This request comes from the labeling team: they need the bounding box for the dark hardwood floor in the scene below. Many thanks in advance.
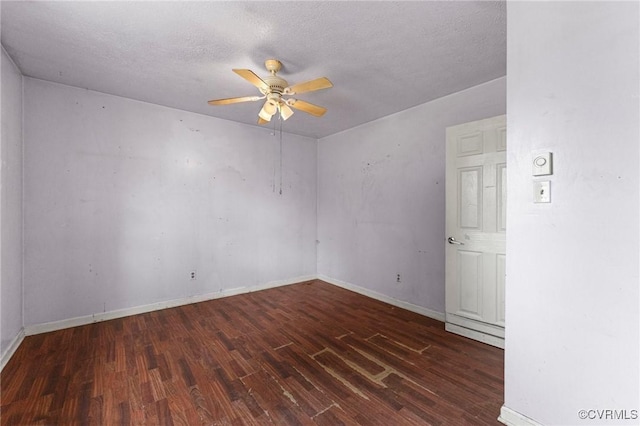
[0,280,504,425]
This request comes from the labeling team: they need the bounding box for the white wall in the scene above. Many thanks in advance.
[1,48,24,357]
[317,77,506,315]
[23,78,317,326]
[504,2,639,425]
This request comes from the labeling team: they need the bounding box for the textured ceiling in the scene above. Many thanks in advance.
[1,1,506,139]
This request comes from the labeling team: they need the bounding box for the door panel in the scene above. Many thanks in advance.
[457,131,484,156]
[496,254,506,325]
[459,167,483,230]
[458,250,483,319]
[497,163,507,233]
[497,126,507,152]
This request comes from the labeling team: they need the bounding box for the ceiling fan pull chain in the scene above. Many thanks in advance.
[279,116,283,195]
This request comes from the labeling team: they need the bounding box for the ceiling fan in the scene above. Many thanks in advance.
[208,59,333,125]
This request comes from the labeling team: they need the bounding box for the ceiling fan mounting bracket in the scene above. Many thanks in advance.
[264,59,282,74]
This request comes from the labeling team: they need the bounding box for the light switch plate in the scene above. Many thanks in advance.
[534,181,551,203]
[532,152,553,176]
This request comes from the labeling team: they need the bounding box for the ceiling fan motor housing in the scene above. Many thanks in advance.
[262,75,288,96]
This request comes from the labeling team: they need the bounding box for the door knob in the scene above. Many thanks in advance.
[448,237,464,245]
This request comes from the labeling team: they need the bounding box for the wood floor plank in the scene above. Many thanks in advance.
[1,280,504,425]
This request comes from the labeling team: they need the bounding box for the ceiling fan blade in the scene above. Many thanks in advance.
[233,69,269,91]
[258,117,269,125]
[280,103,294,120]
[208,95,263,106]
[285,77,333,95]
[287,99,327,117]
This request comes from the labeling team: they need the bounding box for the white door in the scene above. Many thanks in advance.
[445,115,506,348]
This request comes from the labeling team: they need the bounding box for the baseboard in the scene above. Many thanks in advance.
[1,328,25,372]
[445,322,505,349]
[24,275,316,336]
[317,275,445,322]
[498,405,542,426]
[21,273,444,349]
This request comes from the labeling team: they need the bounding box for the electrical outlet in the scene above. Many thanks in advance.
[190,271,197,280]
[396,273,401,283]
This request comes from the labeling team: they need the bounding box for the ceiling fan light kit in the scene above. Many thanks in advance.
[208,59,332,124]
